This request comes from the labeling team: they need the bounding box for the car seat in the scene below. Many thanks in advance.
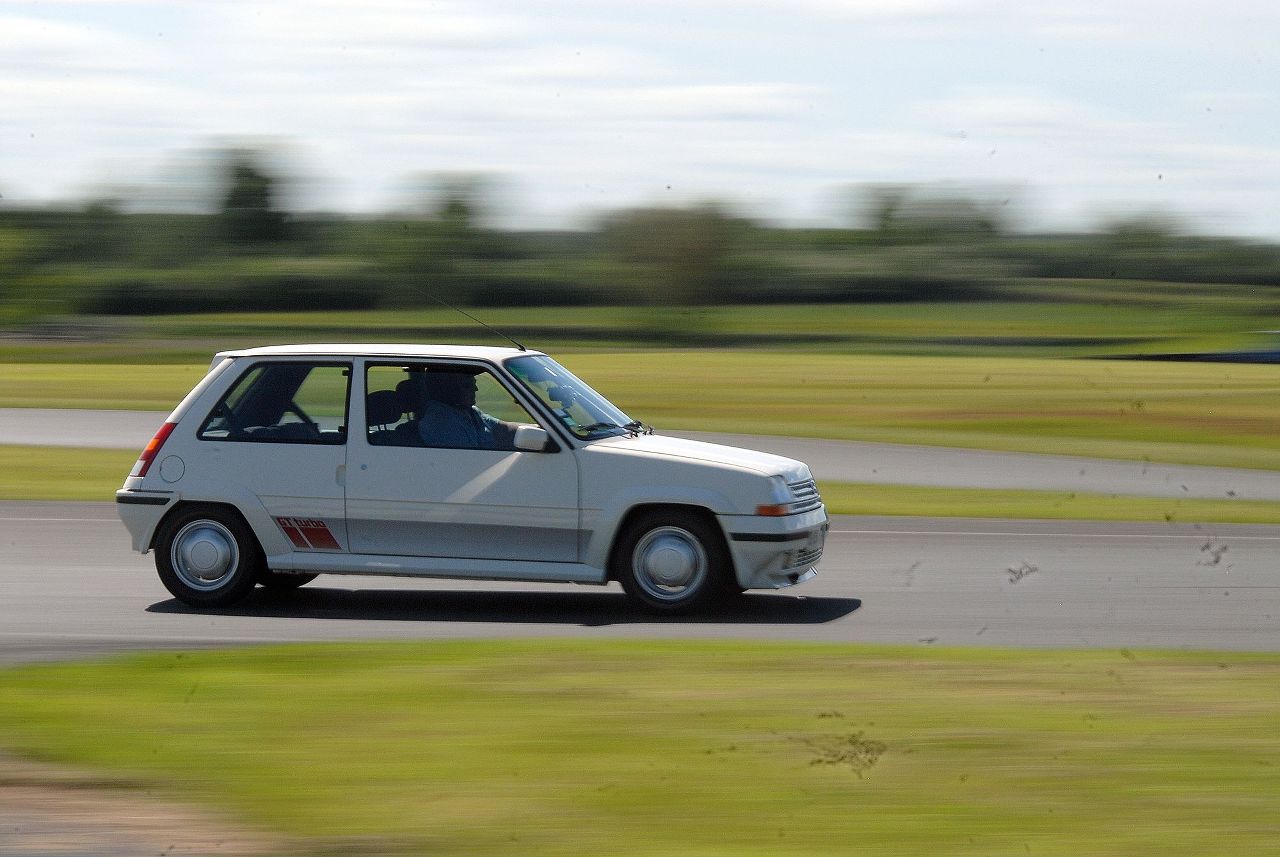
[393,378,428,446]
[366,389,407,445]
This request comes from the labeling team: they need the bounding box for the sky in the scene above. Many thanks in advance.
[3,0,1279,235]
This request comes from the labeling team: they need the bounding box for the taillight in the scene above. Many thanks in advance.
[130,422,177,478]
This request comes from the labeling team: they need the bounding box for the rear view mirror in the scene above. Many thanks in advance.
[547,385,578,405]
[513,425,551,452]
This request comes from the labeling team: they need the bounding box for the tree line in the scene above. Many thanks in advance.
[3,149,1280,325]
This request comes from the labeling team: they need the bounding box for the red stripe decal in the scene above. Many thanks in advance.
[276,517,340,551]
[300,522,341,551]
[276,518,311,550]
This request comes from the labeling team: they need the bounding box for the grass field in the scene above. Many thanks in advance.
[7,444,1280,522]
[0,446,139,501]
[4,304,1276,855]
[7,296,1279,361]
[1,640,1277,856]
[4,351,1280,470]
[577,352,1280,470]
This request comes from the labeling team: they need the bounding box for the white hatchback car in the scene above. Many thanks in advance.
[116,345,828,613]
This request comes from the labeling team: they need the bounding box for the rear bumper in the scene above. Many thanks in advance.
[720,507,828,590]
[115,489,175,552]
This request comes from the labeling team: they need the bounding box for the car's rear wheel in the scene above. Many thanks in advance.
[155,506,262,607]
[614,510,733,613]
[257,570,319,590]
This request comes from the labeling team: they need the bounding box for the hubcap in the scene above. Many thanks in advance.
[171,520,240,591]
[632,526,707,601]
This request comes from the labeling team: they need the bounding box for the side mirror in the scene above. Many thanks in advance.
[513,425,552,452]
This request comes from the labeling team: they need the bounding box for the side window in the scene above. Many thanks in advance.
[199,362,350,444]
[365,365,418,447]
[365,363,538,451]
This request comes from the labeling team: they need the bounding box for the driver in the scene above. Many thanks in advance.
[417,371,517,450]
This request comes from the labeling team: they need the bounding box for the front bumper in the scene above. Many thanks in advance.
[720,506,829,590]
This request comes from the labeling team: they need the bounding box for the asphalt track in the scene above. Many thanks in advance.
[2,409,1278,661]
[5,407,1280,500]
[2,502,1277,664]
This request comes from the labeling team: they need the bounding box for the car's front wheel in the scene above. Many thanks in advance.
[155,505,262,607]
[614,510,733,613]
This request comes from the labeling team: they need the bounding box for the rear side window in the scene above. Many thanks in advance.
[199,362,350,444]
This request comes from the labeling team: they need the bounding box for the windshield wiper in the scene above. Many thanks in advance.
[577,422,623,436]
[577,420,653,437]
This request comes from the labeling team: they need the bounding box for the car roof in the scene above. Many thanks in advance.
[214,344,544,362]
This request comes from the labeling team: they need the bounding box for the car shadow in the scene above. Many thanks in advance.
[146,586,861,626]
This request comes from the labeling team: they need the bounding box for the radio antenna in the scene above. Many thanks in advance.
[428,294,526,351]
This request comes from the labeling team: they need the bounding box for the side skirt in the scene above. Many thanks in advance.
[268,551,608,585]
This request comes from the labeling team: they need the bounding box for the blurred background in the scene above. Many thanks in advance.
[4,8,1280,853]
[2,0,1279,351]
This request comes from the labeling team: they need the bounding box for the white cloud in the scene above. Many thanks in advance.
[667,0,992,19]
[1,0,1278,235]
[221,0,529,53]
[0,13,165,73]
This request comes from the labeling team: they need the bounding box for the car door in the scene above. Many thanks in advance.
[196,360,351,552]
[345,360,580,564]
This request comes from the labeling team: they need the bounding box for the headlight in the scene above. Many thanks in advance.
[755,475,823,517]
[755,476,793,516]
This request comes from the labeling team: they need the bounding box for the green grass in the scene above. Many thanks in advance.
[8,444,1280,522]
[0,362,210,410]
[7,297,1280,362]
[575,352,1280,471]
[5,352,1280,470]
[132,298,1272,350]
[1,640,1278,856]
[0,446,137,501]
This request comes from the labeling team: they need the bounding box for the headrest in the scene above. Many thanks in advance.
[366,389,406,426]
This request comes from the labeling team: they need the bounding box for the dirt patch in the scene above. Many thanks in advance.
[0,753,289,856]
[798,731,888,777]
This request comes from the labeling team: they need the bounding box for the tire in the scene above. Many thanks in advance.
[154,505,263,607]
[257,570,319,591]
[613,510,733,614]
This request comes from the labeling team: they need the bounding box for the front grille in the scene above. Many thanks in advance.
[785,544,824,569]
[787,479,823,513]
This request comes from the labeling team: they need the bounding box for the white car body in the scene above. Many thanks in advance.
[117,344,827,612]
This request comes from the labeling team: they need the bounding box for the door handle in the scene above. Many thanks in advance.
[336,464,346,487]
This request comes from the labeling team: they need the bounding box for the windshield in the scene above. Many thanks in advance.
[507,355,642,440]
